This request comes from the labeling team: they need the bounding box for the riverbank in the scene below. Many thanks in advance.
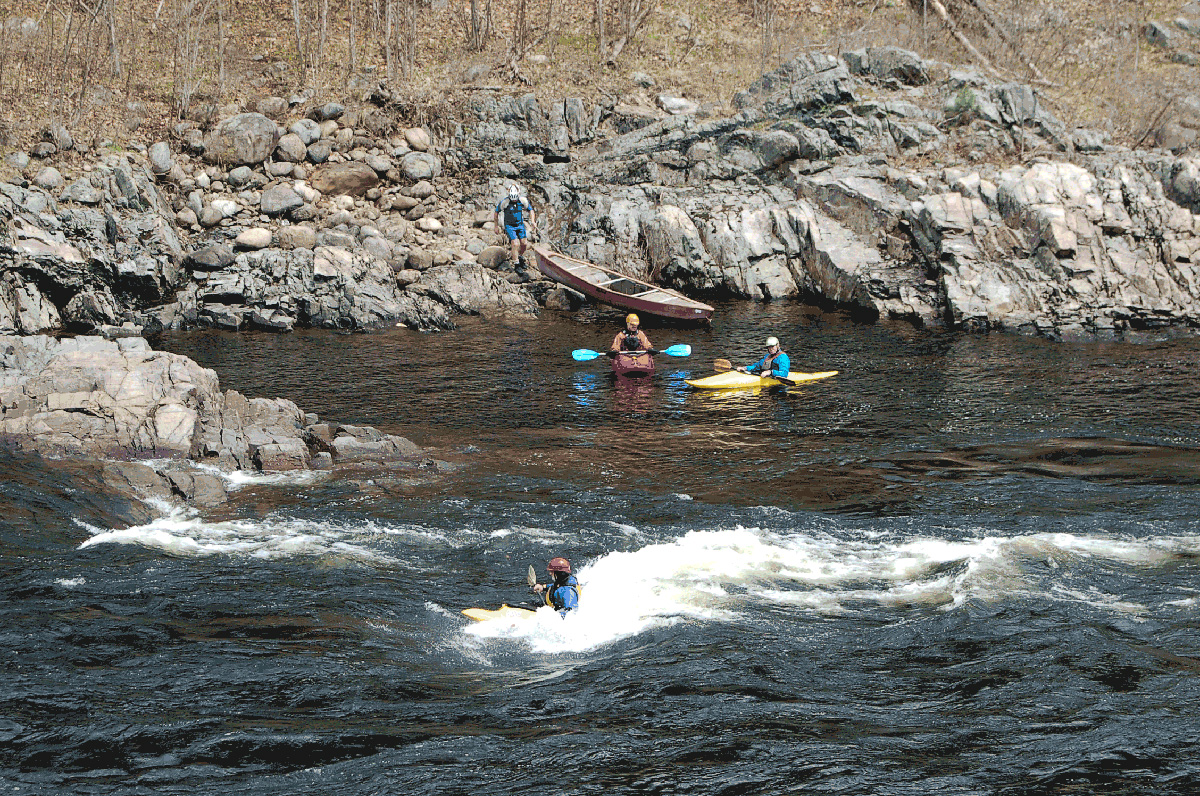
[4,46,1200,342]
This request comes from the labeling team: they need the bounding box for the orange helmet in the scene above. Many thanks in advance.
[547,557,572,574]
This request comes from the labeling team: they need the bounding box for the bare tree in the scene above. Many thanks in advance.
[601,0,655,63]
[291,0,307,80]
[596,0,606,64]
[350,0,358,69]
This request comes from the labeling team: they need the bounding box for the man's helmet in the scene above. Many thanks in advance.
[508,185,520,201]
[626,313,640,325]
[547,557,572,574]
[766,336,780,347]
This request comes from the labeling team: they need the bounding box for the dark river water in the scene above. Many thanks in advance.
[4,301,1200,795]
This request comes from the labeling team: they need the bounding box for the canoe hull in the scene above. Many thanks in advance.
[533,245,713,322]
[685,370,839,389]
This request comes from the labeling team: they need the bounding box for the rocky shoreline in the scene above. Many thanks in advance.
[2,45,1200,507]
[3,47,1200,341]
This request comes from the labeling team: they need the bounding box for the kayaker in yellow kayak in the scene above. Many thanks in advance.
[738,336,791,379]
[532,557,580,616]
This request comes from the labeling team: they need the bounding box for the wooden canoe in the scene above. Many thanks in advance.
[532,245,714,322]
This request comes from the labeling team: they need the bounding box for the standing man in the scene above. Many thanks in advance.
[738,336,790,379]
[493,184,537,268]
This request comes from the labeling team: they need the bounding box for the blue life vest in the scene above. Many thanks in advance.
[544,574,580,616]
[497,196,530,228]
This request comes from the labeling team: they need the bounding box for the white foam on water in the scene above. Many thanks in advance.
[54,577,86,588]
[77,507,412,562]
[461,526,1200,654]
[193,462,330,489]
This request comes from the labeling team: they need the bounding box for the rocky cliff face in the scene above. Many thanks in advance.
[448,49,1200,338]
[3,47,1199,339]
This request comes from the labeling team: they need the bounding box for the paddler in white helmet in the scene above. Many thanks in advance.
[737,336,790,379]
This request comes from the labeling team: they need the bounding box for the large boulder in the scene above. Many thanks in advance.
[400,151,442,181]
[202,113,280,165]
[309,162,380,196]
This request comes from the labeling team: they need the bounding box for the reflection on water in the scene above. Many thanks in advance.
[154,303,1200,515]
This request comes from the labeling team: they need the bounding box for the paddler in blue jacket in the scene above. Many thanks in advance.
[739,336,790,379]
[532,557,580,616]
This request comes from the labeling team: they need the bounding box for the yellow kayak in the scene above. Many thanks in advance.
[461,604,537,622]
[685,370,839,389]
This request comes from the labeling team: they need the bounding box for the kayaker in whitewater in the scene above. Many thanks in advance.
[738,336,790,379]
[608,313,657,359]
[532,557,580,616]
[492,184,538,268]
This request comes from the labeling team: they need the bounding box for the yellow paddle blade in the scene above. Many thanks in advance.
[714,358,732,372]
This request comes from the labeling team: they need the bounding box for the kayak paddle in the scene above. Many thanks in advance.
[572,344,692,362]
[527,565,537,587]
[713,357,797,387]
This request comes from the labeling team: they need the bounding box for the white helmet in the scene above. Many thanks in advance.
[766,336,779,347]
[508,184,520,200]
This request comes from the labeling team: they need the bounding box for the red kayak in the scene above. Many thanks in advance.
[612,351,655,378]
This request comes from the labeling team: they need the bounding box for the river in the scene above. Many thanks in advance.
[3,301,1200,794]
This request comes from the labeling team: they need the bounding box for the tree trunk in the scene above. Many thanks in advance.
[596,0,605,64]
[350,0,358,69]
[291,0,306,78]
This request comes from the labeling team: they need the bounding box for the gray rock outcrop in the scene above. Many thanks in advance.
[0,334,427,473]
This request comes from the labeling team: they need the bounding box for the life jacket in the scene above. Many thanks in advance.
[498,196,529,227]
[544,575,581,613]
[620,330,642,351]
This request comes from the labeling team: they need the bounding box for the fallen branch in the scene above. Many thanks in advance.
[962,0,1057,87]
[920,0,1003,81]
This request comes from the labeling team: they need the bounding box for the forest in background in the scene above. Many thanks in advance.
[0,0,1195,152]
